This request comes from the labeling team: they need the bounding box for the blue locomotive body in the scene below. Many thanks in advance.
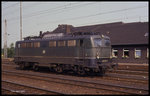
[14,34,117,75]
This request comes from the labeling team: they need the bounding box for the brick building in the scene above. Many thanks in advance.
[42,22,149,64]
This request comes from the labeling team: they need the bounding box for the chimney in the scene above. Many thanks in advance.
[66,25,70,34]
[39,31,42,37]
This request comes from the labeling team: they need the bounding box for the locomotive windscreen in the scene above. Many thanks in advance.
[93,38,110,47]
[94,38,102,47]
[93,38,111,58]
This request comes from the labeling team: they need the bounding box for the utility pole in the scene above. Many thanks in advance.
[4,19,7,58]
[20,1,22,40]
[139,16,141,22]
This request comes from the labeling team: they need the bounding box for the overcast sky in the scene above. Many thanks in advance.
[1,1,148,48]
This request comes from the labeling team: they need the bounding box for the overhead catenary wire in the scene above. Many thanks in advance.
[76,15,148,27]
[19,15,148,32]
[3,2,19,10]
[3,3,48,16]
[6,4,147,24]
[2,2,148,52]
[35,2,97,18]
[37,5,147,25]
[4,2,80,21]
[3,3,148,26]
[6,2,95,22]
[6,2,95,21]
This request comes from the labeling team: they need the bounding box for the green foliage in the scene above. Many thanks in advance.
[7,43,15,58]
[2,43,15,58]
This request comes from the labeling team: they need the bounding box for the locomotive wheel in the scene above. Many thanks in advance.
[73,66,78,73]
[77,67,85,76]
[33,64,39,71]
[99,67,106,76]
[19,63,25,70]
[55,65,63,73]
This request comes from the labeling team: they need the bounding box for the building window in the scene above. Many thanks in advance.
[49,41,56,47]
[26,42,33,48]
[58,41,65,47]
[68,40,76,47]
[34,42,40,48]
[123,49,129,58]
[20,43,26,48]
[135,49,141,58]
[147,48,149,58]
[112,49,118,58]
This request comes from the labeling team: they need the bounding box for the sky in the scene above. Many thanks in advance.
[1,1,149,48]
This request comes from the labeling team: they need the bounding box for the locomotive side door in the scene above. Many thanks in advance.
[79,39,85,65]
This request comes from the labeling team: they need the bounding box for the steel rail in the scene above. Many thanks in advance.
[2,70,148,95]
[2,63,148,82]
[105,73,148,81]
[108,69,148,75]
[2,79,65,95]
[2,87,22,95]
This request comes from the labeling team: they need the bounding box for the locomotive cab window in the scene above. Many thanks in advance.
[94,38,102,47]
[104,39,110,46]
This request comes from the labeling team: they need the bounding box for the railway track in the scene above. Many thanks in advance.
[2,79,65,95]
[108,69,148,76]
[3,63,148,76]
[2,63,148,83]
[117,63,148,72]
[2,70,148,95]
[105,72,148,81]
[2,87,22,95]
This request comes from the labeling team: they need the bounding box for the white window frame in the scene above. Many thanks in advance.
[122,49,129,58]
[112,49,118,58]
[135,48,141,58]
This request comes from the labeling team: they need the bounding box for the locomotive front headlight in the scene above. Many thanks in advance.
[110,55,112,58]
[96,52,100,59]
[97,55,100,59]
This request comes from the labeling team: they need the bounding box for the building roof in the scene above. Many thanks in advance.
[43,22,149,45]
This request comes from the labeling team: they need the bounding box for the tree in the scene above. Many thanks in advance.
[7,43,15,58]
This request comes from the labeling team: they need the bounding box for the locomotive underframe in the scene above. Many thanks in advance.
[14,56,115,73]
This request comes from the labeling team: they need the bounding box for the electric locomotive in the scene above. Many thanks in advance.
[14,32,117,75]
